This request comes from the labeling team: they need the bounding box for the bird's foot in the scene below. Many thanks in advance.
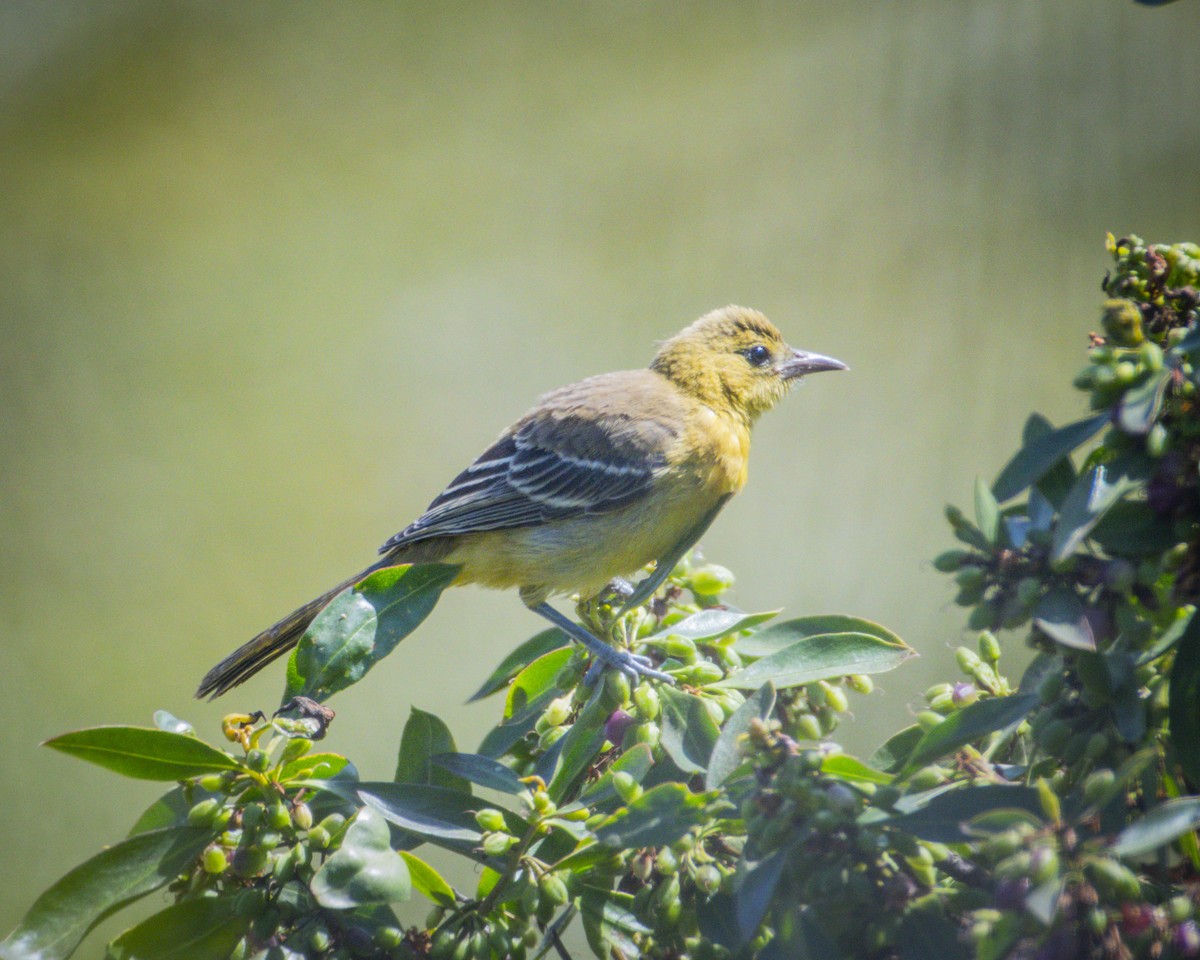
[528,600,674,685]
[583,645,674,685]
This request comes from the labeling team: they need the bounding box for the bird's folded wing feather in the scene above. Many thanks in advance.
[379,373,685,552]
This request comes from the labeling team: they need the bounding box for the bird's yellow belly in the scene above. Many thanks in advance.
[444,481,726,603]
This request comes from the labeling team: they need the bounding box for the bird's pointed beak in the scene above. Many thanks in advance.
[779,348,849,380]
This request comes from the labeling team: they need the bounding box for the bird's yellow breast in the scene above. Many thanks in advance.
[444,406,750,604]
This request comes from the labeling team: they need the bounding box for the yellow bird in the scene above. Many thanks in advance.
[196,306,846,698]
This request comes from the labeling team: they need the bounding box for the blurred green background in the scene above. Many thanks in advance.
[2,0,1199,937]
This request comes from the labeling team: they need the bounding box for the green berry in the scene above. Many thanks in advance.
[475,808,508,833]
[633,683,661,720]
[202,845,228,874]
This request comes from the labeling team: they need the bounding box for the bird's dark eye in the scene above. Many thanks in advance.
[744,344,772,367]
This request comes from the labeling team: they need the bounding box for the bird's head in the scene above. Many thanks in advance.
[650,305,847,422]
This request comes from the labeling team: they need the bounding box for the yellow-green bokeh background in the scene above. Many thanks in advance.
[3,0,1199,938]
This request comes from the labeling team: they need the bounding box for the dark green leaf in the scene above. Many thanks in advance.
[431,753,524,795]
[1051,465,1138,565]
[0,827,212,960]
[736,848,788,943]
[1170,613,1200,789]
[868,725,925,774]
[358,782,485,845]
[311,806,411,908]
[735,614,906,658]
[896,908,969,960]
[1113,797,1200,858]
[594,783,710,848]
[505,648,574,720]
[43,727,239,781]
[1033,588,1095,652]
[723,631,916,691]
[398,851,457,907]
[580,887,649,959]
[394,707,468,792]
[467,628,567,702]
[695,892,741,949]
[106,898,246,960]
[974,476,1001,546]
[887,785,1044,842]
[901,695,1037,776]
[1093,500,1180,557]
[706,683,775,790]
[658,686,720,774]
[546,686,608,802]
[992,412,1107,503]
[284,563,459,703]
[645,608,779,646]
[1118,371,1168,434]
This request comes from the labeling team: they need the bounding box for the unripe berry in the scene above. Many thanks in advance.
[475,808,508,833]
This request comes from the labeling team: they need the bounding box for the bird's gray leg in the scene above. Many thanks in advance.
[528,601,674,684]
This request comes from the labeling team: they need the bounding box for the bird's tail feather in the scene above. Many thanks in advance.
[195,562,384,700]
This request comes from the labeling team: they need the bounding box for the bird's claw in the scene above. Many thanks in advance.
[584,647,675,686]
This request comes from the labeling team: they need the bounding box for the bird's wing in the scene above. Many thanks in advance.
[380,377,683,552]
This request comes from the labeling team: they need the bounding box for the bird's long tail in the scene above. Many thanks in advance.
[195,562,384,700]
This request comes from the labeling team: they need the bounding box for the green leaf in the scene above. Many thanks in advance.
[896,908,970,960]
[126,788,191,836]
[468,628,567,702]
[706,683,775,790]
[868,725,925,774]
[992,412,1107,503]
[1093,500,1180,557]
[594,783,710,848]
[431,753,524,795]
[0,826,212,960]
[311,806,411,908]
[394,707,468,792]
[281,752,352,782]
[1113,798,1200,858]
[284,562,459,703]
[580,887,650,960]
[900,695,1037,776]
[43,727,239,781]
[358,782,485,845]
[1118,371,1168,435]
[735,614,906,658]
[106,898,246,960]
[1138,607,1196,665]
[974,476,1001,546]
[1051,465,1138,565]
[1170,612,1200,789]
[735,847,788,943]
[577,744,656,806]
[658,686,720,774]
[821,753,894,785]
[504,648,574,721]
[887,785,1044,842]
[1033,588,1095,652]
[644,608,779,646]
[398,851,457,907]
[547,685,608,802]
[722,630,916,691]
